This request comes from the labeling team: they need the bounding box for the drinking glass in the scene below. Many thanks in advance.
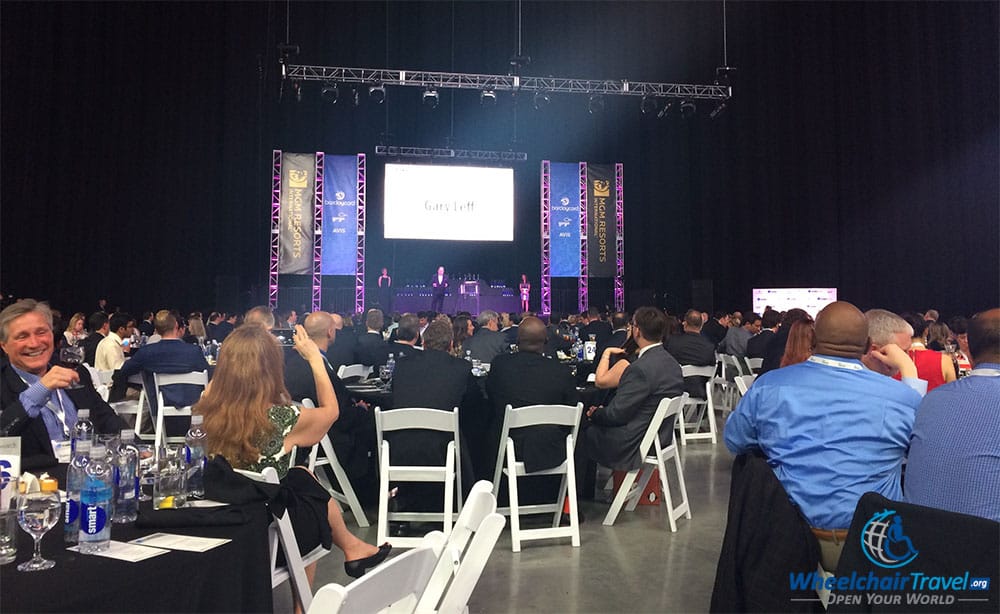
[137,444,156,501]
[154,446,187,509]
[16,491,61,571]
[59,346,85,389]
[378,365,392,390]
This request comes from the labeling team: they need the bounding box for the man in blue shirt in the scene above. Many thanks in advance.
[724,301,922,571]
[905,308,1000,522]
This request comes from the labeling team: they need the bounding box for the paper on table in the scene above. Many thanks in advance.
[185,499,228,508]
[68,541,168,562]
[129,532,231,552]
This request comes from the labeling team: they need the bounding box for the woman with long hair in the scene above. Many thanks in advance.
[64,312,88,346]
[518,274,531,313]
[902,315,956,391]
[195,325,389,595]
[452,315,474,357]
[780,318,815,368]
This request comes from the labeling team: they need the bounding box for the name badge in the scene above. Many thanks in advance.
[52,440,72,464]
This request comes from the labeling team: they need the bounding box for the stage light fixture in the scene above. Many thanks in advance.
[480,89,497,106]
[588,94,605,115]
[352,87,360,107]
[680,99,697,119]
[640,95,659,115]
[320,82,339,104]
[293,80,303,103]
[656,100,676,119]
[368,83,386,104]
[709,101,727,119]
[422,87,440,109]
[533,91,550,110]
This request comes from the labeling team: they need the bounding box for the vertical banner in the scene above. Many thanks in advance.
[278,153,315,275]
[586,163,616,278]
[320,155,359,275]
[550,162,581,277]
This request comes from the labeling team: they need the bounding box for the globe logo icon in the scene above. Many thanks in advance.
[861,509,919,569]
[560,197,570,206]
[335,191,346,201]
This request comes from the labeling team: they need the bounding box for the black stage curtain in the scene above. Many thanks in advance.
[2,2,996,318]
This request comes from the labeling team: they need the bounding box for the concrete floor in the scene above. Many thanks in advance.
[276,442,734,613]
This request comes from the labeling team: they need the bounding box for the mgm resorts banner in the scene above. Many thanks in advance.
[320,155,358,276]
[278,153,315,275]
[550,162,581,278]
[586,164,616,278]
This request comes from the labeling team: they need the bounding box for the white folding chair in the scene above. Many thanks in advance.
[490,403,583,552]
[416,481,505,614]
[152,370,208,449]
[297,398,370,528]
[676,365,718,445]
[715,354,742,413]
[376,407,463,548]
[235,466,331,613]
[337,363,373,381]
[603,394,691,531]
[745,357,763,372]
[108,372,146,425]
[307,537,445,614]
[734,374,756,396]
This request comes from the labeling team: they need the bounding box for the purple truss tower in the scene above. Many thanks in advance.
[615,163,625,312]
[355,154,366,315]
[578,162,589,313]
[269,150,282,309]
[540,160,552,315]
[312,152,325,313]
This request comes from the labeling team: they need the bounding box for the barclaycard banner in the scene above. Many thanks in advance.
[586,163,616,278]
[278,153,316,275]
[550,162,581,277]
[321,155,359,276]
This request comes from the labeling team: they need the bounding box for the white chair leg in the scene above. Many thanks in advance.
[603,468,639,526]
[443,442,455,537]
[706,393,718,445]
[552,474,569,528]
[377,442,390,547]
[672,445,692,520]
[625,468,654,513]
[328,453,370,527]
[654,447,677,533]
[566,437,580,548]
[506,440,522,552]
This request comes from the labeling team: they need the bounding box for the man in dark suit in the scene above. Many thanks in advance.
[388,313,421,360]
[0,300,124,471]
[462,310,509,363]
[487,317,578,492]
[114,310,208,433]
[665,309,718,398]
[354,309,389,367]
[579,307,612,349]
[284,310,376,491]
[581,306,684,473]
[499,312,520,346]
[430,266,449,314]
[326,313,357,373]
[746,309,780,359]
[702,310,731,348]
[760,308,811,374]
[545,312,573,357]
[137,311,155,337]
[80,311,108,366]
[389,319,482,510]
[601,311,630,356]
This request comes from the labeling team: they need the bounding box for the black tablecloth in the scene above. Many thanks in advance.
[1,501,273,613]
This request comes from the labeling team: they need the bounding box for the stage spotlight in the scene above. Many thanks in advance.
[680,99,696,119]
[588,94,605,115]
[533,91,550,110]
[368,83,386,104]
[656,100,676,119]
[320,82,339,104]
[422,87,440,109]
[480,90,497,106]
[292,80,303,103]
[709,101,727,119]
[640,95,659,115]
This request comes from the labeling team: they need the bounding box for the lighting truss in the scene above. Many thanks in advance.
[286,65,730,101]
[374,145,528,161]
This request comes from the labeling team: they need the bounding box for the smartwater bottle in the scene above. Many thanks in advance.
[113,430,139,523]
[386,353,396,378]
[64,439,91,544]
[185,415,207,498]
[79,444,113,553]
[71,408,94,456]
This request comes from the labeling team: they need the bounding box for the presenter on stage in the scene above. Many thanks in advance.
[377,267,393,313]
[519,274,531,313]
[431,266,449,314]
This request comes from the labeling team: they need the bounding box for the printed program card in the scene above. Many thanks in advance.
[129,532,231,552]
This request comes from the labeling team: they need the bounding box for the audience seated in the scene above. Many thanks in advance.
[745,309,779,360]
[719,312,760,357]
[462,310,508,364]
[196,324,389,593]
[778,317,814,368]
[759,308,811,374]
[354,309,389,367]
[325,313,357,373]
[451,315,474,357]
[724,301,922,571]
[0,300,124,470]
[80,311,109,365]
[899,313,956,391]
[63,312,88,347]
[95,312,135,371]
[664,309,716,399]
[701,310,730,347]
[862,308,928,396]
[905,308,1000,521]
[578,306,612,350]
[387,313,421,359]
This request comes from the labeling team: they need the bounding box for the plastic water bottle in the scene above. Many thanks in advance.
[185,415,207,498]
[79,444,113,553]
[465,350,473,363]
[71,408,94,456]
[64,439,91,544]
[386,353,395,378]
[113,430,139,523]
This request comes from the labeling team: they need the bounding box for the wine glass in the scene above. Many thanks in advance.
[16,491,61,571]
[137,444,156,501]
[378,365,392,390]
[59,346,85,389]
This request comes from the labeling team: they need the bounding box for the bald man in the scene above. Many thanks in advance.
[283,311,377,484]
[724,301,922,571]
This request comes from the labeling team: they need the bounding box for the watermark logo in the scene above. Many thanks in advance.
[862,509,919,569]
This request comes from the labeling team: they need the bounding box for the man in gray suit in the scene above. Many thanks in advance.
[581,306,684,473]
[462,310,509,363]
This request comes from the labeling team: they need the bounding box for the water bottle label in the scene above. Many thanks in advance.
[81,503,108,535]
[65,499,80,524]
[113,466,120,485]
[134,476,140,499]
[185,446,192,464]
